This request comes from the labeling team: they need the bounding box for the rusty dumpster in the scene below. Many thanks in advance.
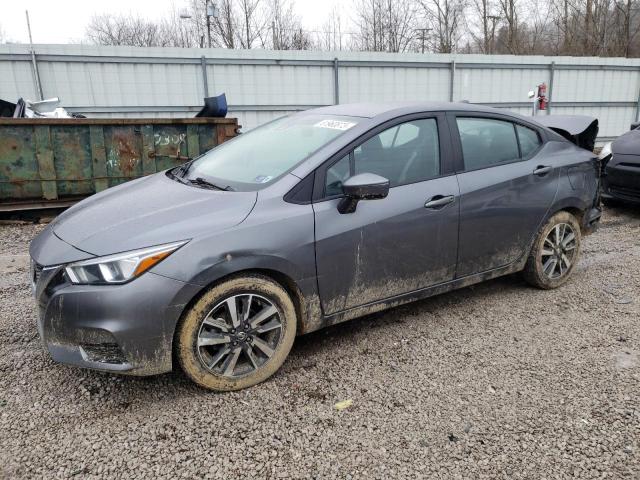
[0,117,239,211]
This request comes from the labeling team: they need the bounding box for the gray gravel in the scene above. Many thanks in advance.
[1,207,639,479]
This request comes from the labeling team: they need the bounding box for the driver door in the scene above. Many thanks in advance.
[313,115,460,315]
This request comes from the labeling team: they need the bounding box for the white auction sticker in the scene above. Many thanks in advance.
[314,119,357,131]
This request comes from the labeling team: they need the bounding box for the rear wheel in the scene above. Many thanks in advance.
[523,211,581,289]
[176,275,297,391]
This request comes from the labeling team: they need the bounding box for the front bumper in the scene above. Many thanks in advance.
[34,267,201,376]
[602,154,640,204]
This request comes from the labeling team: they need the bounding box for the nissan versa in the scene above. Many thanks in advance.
[30,103,602,391]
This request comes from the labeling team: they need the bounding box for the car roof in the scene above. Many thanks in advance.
[303,101,511,119]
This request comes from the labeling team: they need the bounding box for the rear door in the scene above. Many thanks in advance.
[313,114,460,315]
[450,113,560,277]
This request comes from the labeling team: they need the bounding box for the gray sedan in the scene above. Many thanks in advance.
[30,102,601,391]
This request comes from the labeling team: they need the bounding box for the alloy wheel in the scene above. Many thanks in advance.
[196,294,282,378]
[540,223,577,279]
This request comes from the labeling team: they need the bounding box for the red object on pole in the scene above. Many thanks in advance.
[538,83,547,110]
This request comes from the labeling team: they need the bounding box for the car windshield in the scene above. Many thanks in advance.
[180,114,361,191]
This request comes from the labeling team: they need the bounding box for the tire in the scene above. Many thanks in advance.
[176,274,297,391]
[522,211,582,289]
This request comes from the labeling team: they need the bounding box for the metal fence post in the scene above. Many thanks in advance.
[548,61,555,115]
[200,55,209,98]
[636,69,640,122]
[333,58,340,105]
[26,10,44,101]
[450,60,456,102]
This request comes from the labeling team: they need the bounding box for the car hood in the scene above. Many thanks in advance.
[612,128,640,156]
[52,172,257,256]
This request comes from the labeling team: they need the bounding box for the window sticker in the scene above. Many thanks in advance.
[254,175,273,183]
[314,119,357,131]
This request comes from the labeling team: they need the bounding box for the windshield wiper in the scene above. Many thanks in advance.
[188,177,235,191]
[174,160,194,178]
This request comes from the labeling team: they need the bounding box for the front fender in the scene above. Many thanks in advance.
[190,253,308,287]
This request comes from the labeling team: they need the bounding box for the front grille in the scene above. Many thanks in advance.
[34,264,43,283]
[34,266,68,309]
[30,259,43,287]
[619,162,640,170]
[610,185,640,198]
[80,343,127,364]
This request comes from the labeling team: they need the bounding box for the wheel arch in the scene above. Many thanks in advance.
[170,262,315,370]
[545,198,589,231]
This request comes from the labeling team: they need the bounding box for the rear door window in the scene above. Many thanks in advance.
[456,118,520,170]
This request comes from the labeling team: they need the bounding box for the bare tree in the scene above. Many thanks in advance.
[316,6,348,51]
[212,0,239,48]
[236,0,268,48]
[497,0,520,52]
[466,0,500,52]
[352,0,418,52]
[269,0,313,49]
[82,0,640,57]
[419,0,466,52]
[85,14,184,47]
[612,0,640,55]
[211,0,272,49]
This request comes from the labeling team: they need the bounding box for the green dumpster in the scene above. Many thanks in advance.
[0,117,239,211]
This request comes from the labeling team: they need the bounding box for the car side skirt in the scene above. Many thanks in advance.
[312,256,528,333]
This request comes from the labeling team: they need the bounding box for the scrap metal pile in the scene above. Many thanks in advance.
[0,97,84,119]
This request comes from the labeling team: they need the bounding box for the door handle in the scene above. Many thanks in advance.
[533,165,552,176]
[425,195,455,209]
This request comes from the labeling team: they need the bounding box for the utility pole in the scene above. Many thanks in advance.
[272,21,277,49]
[415,28,431,53]
[206,1,218,48]
[180,2,217,48]
[488,15,500,54]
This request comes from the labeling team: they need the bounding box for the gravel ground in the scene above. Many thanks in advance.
[0,207,639,479]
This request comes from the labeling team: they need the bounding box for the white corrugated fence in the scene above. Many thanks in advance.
[1,44,639,140]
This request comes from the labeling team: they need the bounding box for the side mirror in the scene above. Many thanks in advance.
[337,173,390,214]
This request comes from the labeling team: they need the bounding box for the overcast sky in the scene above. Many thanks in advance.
[1,0,345,44]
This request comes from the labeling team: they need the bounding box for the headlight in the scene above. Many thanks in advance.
[65,241,187,285]
[598,141,612,160]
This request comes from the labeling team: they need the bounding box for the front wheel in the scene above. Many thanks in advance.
[523,211,582,289]
[176,275,297,391]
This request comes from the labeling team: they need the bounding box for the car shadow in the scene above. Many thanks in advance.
[602,203,640,220]
[29,273,526,410]
[289,273,524,361]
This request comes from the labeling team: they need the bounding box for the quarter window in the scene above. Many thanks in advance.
[516,124,542,157]
[456,118,520,170]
